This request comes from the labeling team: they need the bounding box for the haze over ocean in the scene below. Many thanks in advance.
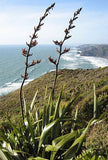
[0,44,108,96]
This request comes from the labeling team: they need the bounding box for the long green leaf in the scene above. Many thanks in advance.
[93,83,97,119]
[0,130,8,142]
[53,87,63,120]
[26,116,35,144]
[35,109,41,137]
[52,88,64,139]
[7,117,22,137]
[45,131,79,160]
[28,157,48,160]
[0,149,8,160]
[46,144,58,160]
[43,105,47,129]
[61,93,80,118]
[63,118,94,159]
[22,91,27,117]
[55,130,78,150]
[91,155,96,160]
[72,106,78,131]
[42,103,50,129]
[46,104,50,125]
[30,90,38,111]
[38,119,59,153]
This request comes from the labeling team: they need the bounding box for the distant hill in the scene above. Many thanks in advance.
[77,44,108,59]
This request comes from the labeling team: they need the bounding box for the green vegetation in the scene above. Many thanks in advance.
[0,84,107,160]
[78,44,108,58]
[0,67,108,159]
[0,67,108,123]
[85,121,108,156]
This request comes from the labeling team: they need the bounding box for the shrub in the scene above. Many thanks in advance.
[0,89,94,159]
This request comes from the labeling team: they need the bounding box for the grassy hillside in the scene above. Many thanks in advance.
[78,44,108,58]
[0,67,108,124]
[0,67,108,159]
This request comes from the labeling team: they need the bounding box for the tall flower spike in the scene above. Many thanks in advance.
[51,8,82,97]
[20,3,55,124]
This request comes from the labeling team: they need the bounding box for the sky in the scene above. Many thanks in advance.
[0,0,108,45]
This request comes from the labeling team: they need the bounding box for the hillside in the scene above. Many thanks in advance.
[77,44,108,58]
[0,67,108,124]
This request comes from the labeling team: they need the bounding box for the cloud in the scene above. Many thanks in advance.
[0,1,108,44]
[0,4,77,44]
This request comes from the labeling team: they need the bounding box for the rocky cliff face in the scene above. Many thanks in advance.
[77,44,108,59]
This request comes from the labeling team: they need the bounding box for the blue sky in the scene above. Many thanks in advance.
[0,0,108,45]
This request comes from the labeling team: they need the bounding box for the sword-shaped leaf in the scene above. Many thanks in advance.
[38,119,59,153]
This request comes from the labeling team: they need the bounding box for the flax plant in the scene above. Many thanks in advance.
[48,8,82,96]
[0,84,103,159]
[20,3,55,123]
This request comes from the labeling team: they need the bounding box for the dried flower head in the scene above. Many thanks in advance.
[36,60,41,64]
[48,57,56,65]
[62,48,70,54]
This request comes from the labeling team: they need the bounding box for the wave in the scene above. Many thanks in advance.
[0,78,34,96]
[0,82,21,96]
[61,50,108,69]
[62,51,77,62]
[81,56,108,68]
[12,77,21,83]
[0,45,108,96]
[62,55,76,61]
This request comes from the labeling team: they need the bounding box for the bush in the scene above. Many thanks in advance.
[0,89,94,159]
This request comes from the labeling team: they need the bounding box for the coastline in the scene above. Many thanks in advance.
[77,44,108,59]
[0,44,108,96]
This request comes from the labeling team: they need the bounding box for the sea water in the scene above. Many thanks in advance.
[0,44,108,96]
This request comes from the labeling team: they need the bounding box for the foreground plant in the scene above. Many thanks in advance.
[1,84,103,160]
[48,8,82,95]
[0,89,75,159]
[20,3,55,123]
[0,89,90,159]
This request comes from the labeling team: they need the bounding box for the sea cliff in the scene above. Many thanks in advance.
[77,44,108,59]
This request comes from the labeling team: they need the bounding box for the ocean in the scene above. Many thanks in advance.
[0,44,108,96]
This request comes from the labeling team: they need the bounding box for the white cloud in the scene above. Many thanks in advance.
[0,1,108,45]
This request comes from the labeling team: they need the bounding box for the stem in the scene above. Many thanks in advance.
[53,45,62,96]
[20,78,25,122]
[20,49,29,123]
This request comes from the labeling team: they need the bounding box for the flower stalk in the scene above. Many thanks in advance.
[48,8,82,96]
[20,3,55,123]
